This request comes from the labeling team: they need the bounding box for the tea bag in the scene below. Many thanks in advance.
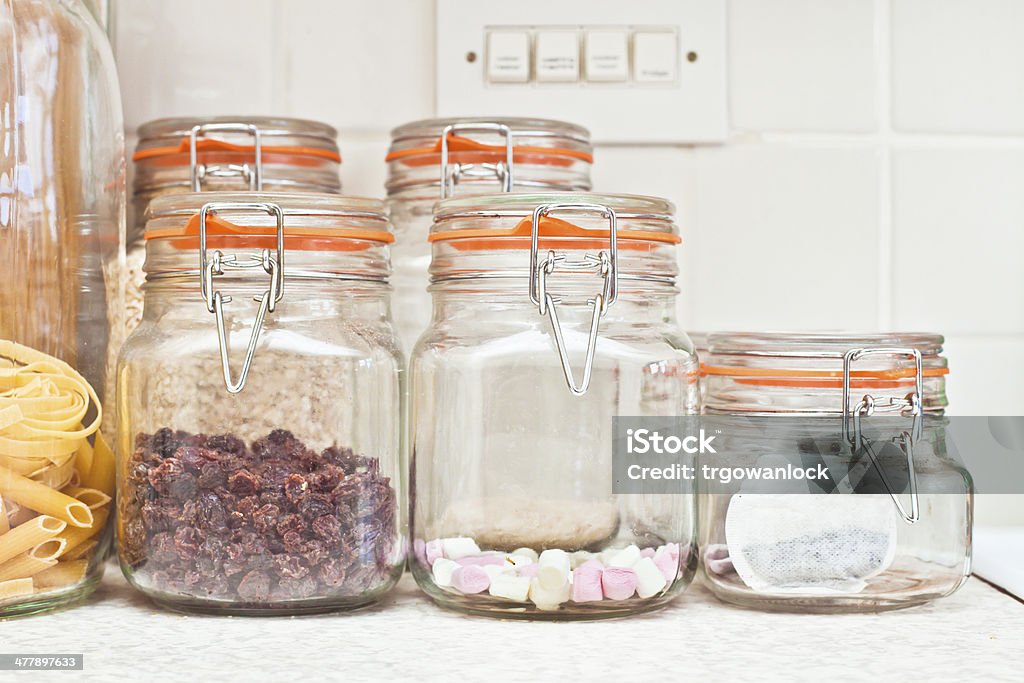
[725,492,898,594]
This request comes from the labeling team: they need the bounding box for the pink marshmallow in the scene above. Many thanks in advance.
[572,565,604,603]
[601,567,637,600]
[456,555,508,567]
[662,542,681,563]
[640,547,656,559]
[517,564,539,579]
[451,565,490,594]
[425,539,444,565]
[653,550,678,582]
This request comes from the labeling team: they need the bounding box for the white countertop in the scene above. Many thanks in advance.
[4,569,1023,681]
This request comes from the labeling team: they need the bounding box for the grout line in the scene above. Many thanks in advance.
[876,0,893,332]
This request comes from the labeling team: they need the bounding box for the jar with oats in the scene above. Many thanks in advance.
[116,192,403,615]
[104,117,343,438]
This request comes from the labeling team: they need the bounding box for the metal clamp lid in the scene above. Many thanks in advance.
[439,122,514,199]
[529,202,618,396]
[199,201,284,394]
[842,347,924,523]
[190,123,264,192]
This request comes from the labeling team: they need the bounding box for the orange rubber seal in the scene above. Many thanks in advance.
[133,138,342,163]
[385,133,592,168]
[700,364,949,390]
[146,213,393,252]
[428,215,681,252]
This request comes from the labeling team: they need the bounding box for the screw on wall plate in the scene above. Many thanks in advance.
[466,51,477,63]
[687,51,698,63]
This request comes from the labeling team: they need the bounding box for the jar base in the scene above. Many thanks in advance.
[147,594,384,617]
[427,592,679,621]
[0,575,102,620]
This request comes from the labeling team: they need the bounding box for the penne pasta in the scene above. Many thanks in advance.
[74,438,94,484]
[0,551,58,581]
[0,515,66,564]
[0,464,93,528]
[0,495,9,534]
[63,540,96,562]
[33,560,87,590]
[80,433,114,495]
[0,577,34,601]
[58,507,109,559]
[61,486,111,510]
[30,537,67,562]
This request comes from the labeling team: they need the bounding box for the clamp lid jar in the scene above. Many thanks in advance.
[116,192,404,615]
[698,332,971,612]
[385,117,594,354]
[410,192,699,619]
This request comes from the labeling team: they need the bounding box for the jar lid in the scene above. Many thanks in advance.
[145,192,392,252]
[386,117,593,167]
[703,331,948,390]
[134,116,342,163]
[430,192,679,250]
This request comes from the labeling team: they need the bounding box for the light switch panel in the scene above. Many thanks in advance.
[436,0,727,143]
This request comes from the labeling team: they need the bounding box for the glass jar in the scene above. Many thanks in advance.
[386,117,593,354]
[0,0,122,618]
[116,192,404,615]
[410,192,699,619]
[699,332,972,612]
[104,117,344,438]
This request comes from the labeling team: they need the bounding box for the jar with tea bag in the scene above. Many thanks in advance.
[698,332,972,612]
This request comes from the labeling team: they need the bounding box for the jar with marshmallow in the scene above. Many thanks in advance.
[409,192,700,619]
[698,332,972,612]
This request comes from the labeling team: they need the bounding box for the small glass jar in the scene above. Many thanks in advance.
[698,332,972,612]
[410,192,699,619]
[104,117,344,438]
[1,0,122,618]
[385,117,593,354]
[116,192,404,615]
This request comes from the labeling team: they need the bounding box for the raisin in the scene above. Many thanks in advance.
[197,463,227,490]
[174,527,203,560]
[236,570,272,602]
[252,504,281,535]
[276,513,306,538]
[228,469,259,496]
[311,514,342,542]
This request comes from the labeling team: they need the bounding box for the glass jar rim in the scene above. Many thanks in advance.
[433,191,675,222]
[134,116,341,163]
[388,116,591,147]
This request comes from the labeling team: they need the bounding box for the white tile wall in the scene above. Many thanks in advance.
[110,0,1024,523]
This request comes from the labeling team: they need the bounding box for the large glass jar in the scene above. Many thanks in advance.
[410,192,699,619]
[0,0,122,618]
[699,332,972,612]
[104,117,344,438]
[116,192,404,615]
[385,117,593,354]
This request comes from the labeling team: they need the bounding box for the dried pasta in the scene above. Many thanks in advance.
[0,515,66,564]
[0,340,110,598]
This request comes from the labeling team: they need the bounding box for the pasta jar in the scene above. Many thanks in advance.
[385,117,593,354]
[698,332,972,612]
[1,0,122,617]
[116,192,404,615]
[410,192,699,619]
[105,117,344,438]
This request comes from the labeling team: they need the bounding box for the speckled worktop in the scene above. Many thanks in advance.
[4,570,1023,681]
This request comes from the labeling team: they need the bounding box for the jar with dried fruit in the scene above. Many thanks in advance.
[116,192,404,615]
[410,193,699,619]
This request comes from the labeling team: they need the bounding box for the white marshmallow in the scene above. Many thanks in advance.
[442,537,481,560]
[530,576,571,611]
[537,549,571,591]
[598,548,622,566]
[608,544,642,568]
[508,553,535,567]
[569,551,598,569]
[634,557,668,598]
[483,564,515,581]
[489,574,531,602]
[512,547,539,563]
[431,558,459,587]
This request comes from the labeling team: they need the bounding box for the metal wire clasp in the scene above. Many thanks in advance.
[439,122,514,199]
[199,201,284,394]
[842,347,924,523]
[529,203,618,396]
[190,122,264,192]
